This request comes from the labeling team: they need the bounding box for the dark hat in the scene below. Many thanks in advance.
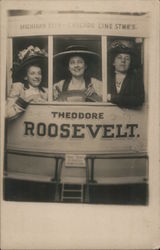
[12,45,48,80]
[53,45,100,64]
[109,40,135,56]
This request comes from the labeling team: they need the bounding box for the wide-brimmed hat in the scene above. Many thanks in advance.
[53,45,100,64]
[53,45,101,82]
[12,45,48,81]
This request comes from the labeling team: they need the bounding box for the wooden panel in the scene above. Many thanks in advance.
[8,14,149,38]
[7,104,148,154]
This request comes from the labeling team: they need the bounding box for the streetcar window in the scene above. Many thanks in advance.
[12,36,48,88]
[53,35,102,103]
[6,16,147,107]
[106,36,145,108]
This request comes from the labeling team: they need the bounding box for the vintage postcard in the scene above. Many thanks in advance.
[0,0,160,249]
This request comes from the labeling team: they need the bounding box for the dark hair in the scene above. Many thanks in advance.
[62,54,92,91]
[20,63,45,92]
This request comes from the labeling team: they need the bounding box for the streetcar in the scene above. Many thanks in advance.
[4,9,149,204]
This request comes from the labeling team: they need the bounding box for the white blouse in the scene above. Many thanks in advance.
[6,82,48,120]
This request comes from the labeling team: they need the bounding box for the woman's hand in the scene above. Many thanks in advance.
[85,83,96,97]
[53,85,61,100]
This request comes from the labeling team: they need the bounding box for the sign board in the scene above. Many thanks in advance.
[7,104,148,154]
[8,13,149,37]
[65,154,86,167]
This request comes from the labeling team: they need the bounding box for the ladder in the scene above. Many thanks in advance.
[58,155,89,203]
[61,183,84,202]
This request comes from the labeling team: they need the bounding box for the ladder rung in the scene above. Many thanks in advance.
[63,189,82,192]
[63,184,83,188]
[61,183,84,202]
[62,196,82,199]
[63,192,82,197]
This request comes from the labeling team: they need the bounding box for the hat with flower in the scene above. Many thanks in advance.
[12,45,48,81]
[109,40,136,56]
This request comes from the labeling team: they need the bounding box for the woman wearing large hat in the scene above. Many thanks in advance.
[53,45,102,102]
[107,40,144,108]
[6,45,48,119]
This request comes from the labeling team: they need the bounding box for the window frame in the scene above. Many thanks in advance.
[7,34,148,106]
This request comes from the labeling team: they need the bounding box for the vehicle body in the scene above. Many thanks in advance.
[4,11,149,203]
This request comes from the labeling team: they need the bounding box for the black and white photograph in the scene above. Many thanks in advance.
[4,9,148,205]
[1,0,160,249]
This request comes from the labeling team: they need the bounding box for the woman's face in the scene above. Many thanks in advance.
[68,56,86,77]
[113,53,131,73]
[25,65,42,87]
